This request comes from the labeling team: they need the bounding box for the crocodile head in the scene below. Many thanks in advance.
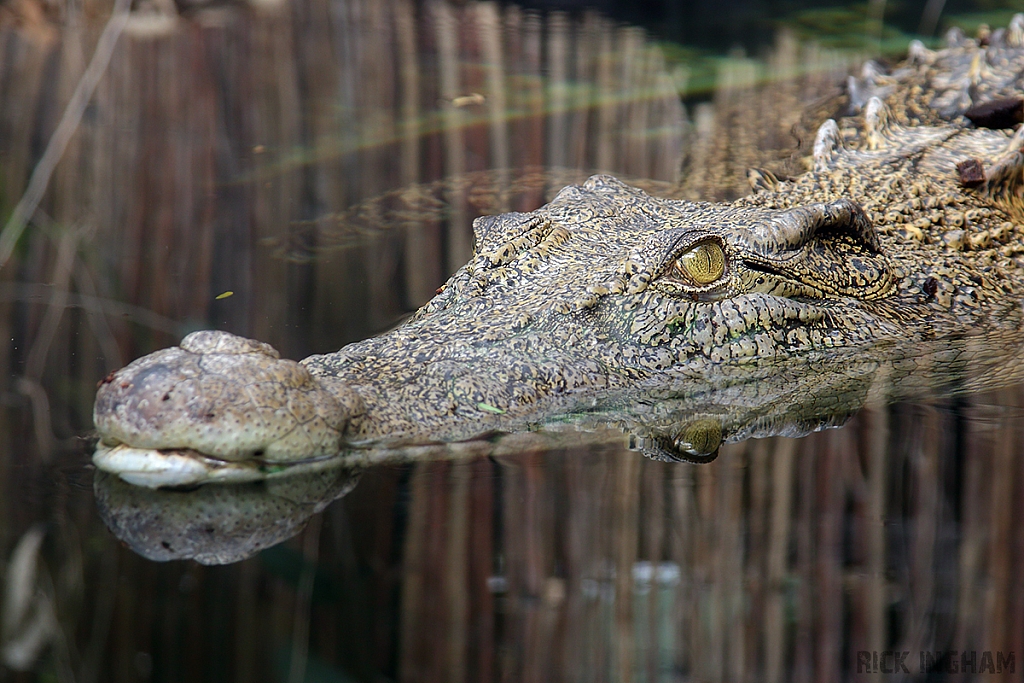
[93,175,908,485]
[314,176,903,421]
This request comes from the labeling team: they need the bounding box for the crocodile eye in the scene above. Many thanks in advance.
[674,241,725,285]
[674,419,722,458]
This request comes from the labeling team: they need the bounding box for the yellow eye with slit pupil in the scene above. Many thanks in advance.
[675,241,725,285]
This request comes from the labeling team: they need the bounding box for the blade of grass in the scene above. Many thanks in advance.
[0,0,132,271]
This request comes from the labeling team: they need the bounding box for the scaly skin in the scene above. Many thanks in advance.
[848,16,1024,125]
[94,19,1024,485]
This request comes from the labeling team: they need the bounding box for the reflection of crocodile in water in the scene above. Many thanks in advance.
[94,19,1024,486]
[91,329,1016,564]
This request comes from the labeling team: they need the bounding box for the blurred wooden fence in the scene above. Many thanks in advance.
[390,398,1024,683]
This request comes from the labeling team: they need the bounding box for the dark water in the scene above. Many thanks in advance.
[1,1,1023,682]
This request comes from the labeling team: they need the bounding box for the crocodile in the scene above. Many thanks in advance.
[93,18,1024,487]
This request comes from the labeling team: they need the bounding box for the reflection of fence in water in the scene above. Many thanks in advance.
[397,400,1024,682]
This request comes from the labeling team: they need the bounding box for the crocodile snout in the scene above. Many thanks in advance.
[94,331,362,486]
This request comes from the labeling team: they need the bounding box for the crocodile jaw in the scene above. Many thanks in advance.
[92,444,269,487]
[92,444,355,488]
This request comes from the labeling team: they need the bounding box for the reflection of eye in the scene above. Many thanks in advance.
[673,241,725,285]
[674,419,723,458]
